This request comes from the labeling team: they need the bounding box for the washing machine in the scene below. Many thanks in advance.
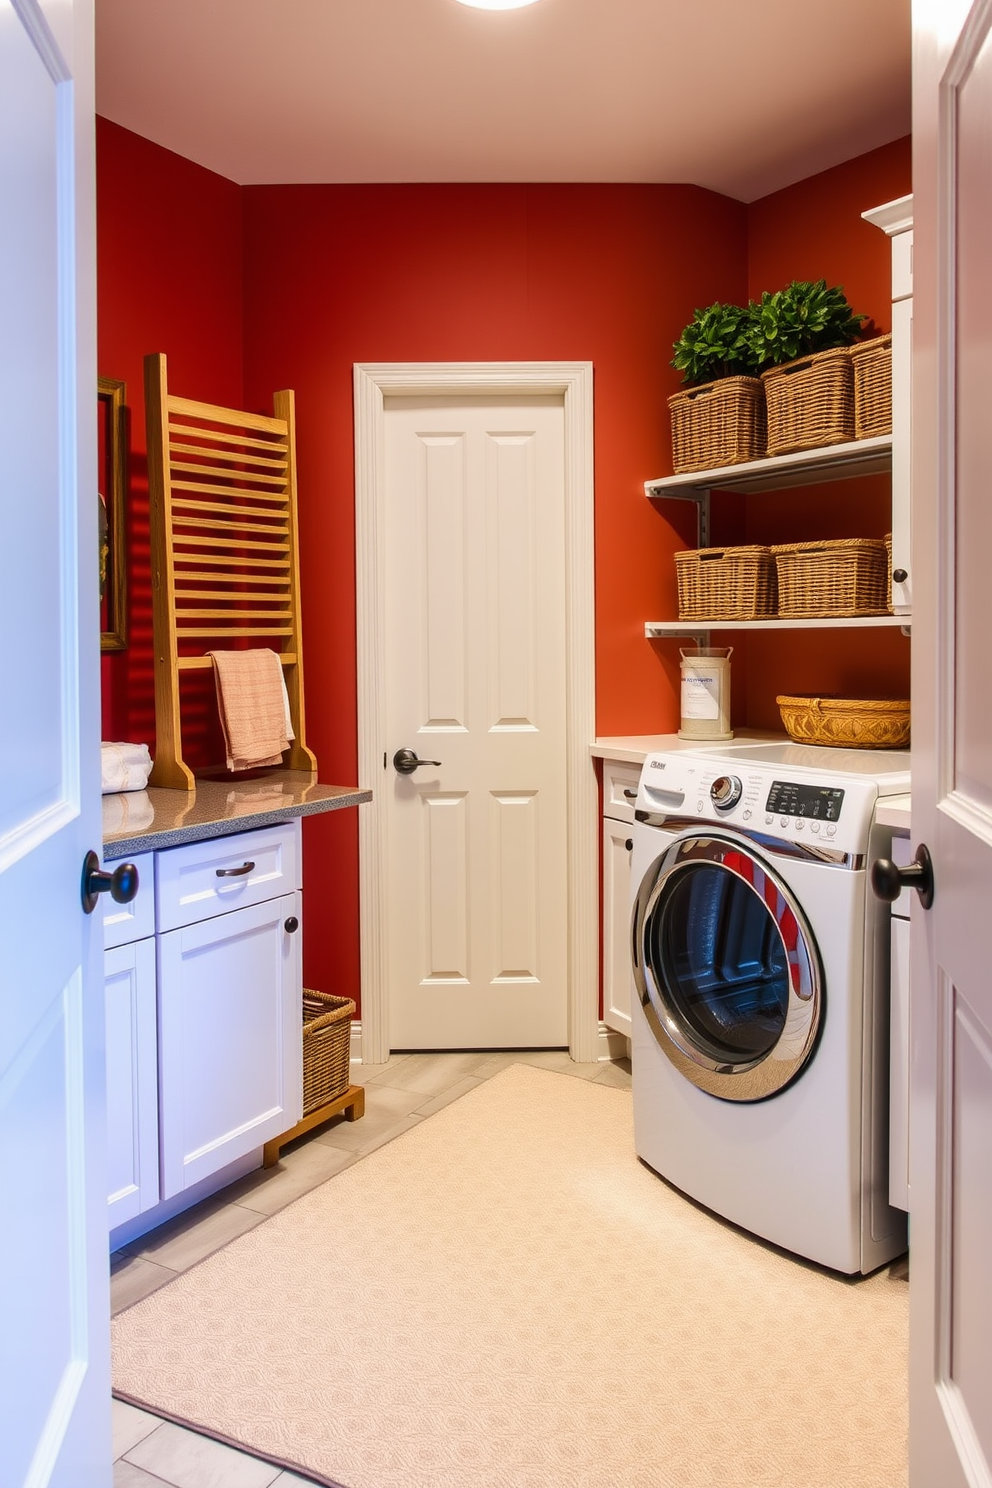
[629,739,910,1275]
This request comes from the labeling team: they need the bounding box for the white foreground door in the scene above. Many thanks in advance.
[383,395,568,1048]
[911,1,992,1482]
[0,2,110,1486]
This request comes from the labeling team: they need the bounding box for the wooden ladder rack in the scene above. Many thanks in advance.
[145,352,318,790]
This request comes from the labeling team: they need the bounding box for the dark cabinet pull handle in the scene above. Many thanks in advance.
[871,844,934,910]
[216,861,256,878]
[892,568,908,584]
[284,916,300,934]
[625,838,633,852]
[623,789,638,801]
[393,748,442,775]
[81,852,139,914]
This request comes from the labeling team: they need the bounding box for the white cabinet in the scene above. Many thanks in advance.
[601,759,640,1038]
[103,821,304,1235]
[103,853,157,1228]
[158,890,302,1197]
[863,194,913,616]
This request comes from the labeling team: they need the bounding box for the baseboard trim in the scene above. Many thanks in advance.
[598,1022,630,1062]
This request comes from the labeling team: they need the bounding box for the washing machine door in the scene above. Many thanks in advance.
[631,831,823,1101]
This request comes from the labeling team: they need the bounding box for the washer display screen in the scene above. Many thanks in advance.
[765,780,845,820]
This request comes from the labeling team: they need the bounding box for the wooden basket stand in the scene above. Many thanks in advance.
[761,347,855,457]
[668,376,766,474]
[263,990,364,1167]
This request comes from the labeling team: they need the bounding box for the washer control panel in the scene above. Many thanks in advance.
[636,752,886,855]
[765,779,844,822]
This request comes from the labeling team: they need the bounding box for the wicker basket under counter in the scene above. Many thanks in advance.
[675,544,777,621]
[761,346,855,457]
[770,537,889,618]
[851,334,893,439]
[668,376,766,474]
[302,990,355,1114]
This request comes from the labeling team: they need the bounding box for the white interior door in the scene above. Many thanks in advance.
[382,394,568,1049]
[0,2,110,1485]
[910,1,992,1482]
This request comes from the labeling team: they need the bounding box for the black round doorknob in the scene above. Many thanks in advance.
[284,916,300,934]
[892,568,908,584]
[81,851,139,915]
[625,838,634,852]
[870,844,934,910]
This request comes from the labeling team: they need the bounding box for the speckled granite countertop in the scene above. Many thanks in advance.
[102,770,371,860]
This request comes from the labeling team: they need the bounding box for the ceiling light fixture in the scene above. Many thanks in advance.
[454,0,544,9]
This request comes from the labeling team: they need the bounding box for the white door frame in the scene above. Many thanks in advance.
[354,362,598,1065]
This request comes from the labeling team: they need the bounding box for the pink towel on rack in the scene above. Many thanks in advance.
[208,649,294,771]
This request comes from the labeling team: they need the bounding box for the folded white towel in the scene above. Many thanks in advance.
[101,741,153,795]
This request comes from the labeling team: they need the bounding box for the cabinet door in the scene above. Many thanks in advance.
[602,816,635,1037]
[105,938,159,1226]
[158,891,303,1198]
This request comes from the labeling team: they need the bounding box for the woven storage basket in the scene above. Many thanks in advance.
[777,695,911,749]
[770,537,888,618]
[851,334,892,439]
[761,346,855,457]
[668,376,766,474]
[302,990,354,1115]
[675,545,777,621]
[885,533,893,612]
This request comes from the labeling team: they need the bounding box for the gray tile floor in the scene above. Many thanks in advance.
[110,1049,631,1487]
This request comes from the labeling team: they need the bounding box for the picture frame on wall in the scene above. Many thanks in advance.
[99,375,128,651]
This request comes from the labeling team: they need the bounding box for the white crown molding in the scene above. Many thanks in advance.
[354,361,597,1065]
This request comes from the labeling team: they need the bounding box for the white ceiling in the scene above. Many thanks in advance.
[94,0,911,203]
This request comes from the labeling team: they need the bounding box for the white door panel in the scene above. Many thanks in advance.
[0,0,109,1483]
[911,0,992,1480]
[385,397,567,1048]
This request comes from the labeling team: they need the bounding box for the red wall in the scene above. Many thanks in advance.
[97,126,911,1014]
[97,117,244,757]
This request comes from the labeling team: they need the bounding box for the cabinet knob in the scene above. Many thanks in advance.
[625,838,633,852]
[284,916,300,934]
[81,851,139,915]
[892,568,908,584]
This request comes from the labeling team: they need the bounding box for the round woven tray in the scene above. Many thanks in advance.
[776,695,910,749]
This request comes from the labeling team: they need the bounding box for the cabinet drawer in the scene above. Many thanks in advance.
[103,852,155,949]
[156,822,301,933]
[602,760,642,823]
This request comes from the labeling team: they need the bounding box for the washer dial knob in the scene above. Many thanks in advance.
[710,774,743,812]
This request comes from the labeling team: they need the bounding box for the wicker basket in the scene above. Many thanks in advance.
[770,537,889,618]
[675,545,777,621]
[851,334,892,439]
[668,376,766,474]
[761,346,855,457]
[302,990,354,1115]
[776,695,911,749]
[885,533,893,612]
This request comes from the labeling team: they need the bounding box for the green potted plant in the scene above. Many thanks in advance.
[746,279,866,367]
[751,280,868,456]
[668,300,765,473]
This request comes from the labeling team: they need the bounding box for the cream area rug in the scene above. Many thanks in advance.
[112,1064,908,1488]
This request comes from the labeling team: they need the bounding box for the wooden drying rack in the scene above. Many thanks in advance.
[145,352,318,790]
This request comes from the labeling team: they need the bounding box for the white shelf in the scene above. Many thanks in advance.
[646,615,910,637]
[645,436,892,499]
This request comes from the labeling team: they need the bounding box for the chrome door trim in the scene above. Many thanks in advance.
[634,811,861,869]
[631,829,824,1102]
